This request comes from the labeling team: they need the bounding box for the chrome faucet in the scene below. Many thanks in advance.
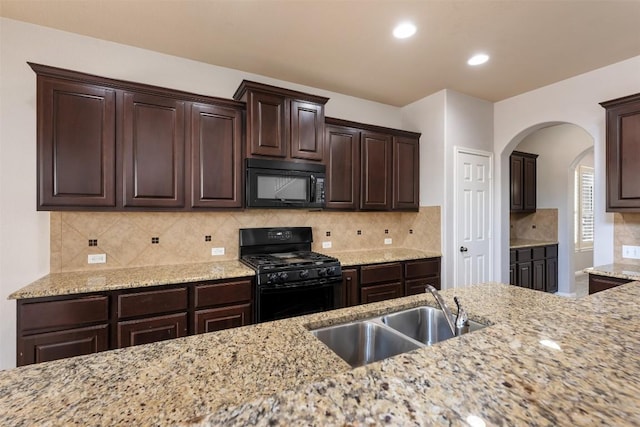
[425,285,470,336]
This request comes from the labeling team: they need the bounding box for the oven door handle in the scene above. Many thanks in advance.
[259,278,339,292]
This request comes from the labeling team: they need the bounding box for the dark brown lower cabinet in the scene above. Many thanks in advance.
[18,324,109,366]
[194,303,252,334]
[404,258,441,294]
[510,244,557,293]
[117,313,187,348]
[17,277,254,366]
[341,268,359,307]
[588,274,631,295]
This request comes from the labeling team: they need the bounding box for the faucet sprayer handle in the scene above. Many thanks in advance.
[453,296,470,336]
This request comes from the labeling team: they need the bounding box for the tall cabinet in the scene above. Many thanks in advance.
[510,151,538,213]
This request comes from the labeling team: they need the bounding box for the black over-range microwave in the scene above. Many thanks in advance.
[245,158,326,209]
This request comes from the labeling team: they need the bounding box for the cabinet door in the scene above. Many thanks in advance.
[122,92,185,208]
[360,132,392,210]
[290,100,324,161]
[510,154,524,211]
[190,103,243,208]
[325,125,360,209]
[604,97,640,211]
[360,282,402,304]
[509,264,516,285]
[194,303,252,334]
[517,262,532,288]
[392,136,419,210]
[38,78,116,208]
[545,256,558,293]
[341,269,359,307]
[246,91,286,157]
[588,274,631,295]
[532,259,545,291]
[18,324,108,366]
[117,313,187,348]
[523,155,537,212]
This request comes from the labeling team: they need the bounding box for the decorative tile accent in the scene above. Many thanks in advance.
[51,207,442,272]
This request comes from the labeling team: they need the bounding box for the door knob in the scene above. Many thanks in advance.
[459,246,468,252]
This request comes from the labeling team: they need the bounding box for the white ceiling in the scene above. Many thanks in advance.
[2,0,640,106]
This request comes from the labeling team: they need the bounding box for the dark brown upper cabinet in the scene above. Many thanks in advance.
[122,92,186,208]
[601,93,640,212]
[324,117,420,211]
[36,74,117,209]
[189,103,243,208]
[233,80,328,162]
[30,63,245,211]
[510,151,538,213]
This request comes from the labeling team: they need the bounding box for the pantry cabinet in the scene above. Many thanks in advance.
[30,63,245,211]
[324,117,421,212]
[600,93,640,211]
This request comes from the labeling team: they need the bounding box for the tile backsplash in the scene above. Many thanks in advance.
[510,208,558,242]
[51,207,441,272]
[614,213,640,266]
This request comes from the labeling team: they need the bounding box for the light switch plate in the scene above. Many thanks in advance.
[88,254,106,264]
[322,241,332,249]
[622,245,640,259]
[211,247,225,256]
[384,238,392,245]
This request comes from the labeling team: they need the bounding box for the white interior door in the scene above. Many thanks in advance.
[454,148,493,287]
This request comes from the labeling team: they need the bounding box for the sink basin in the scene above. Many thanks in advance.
[381,306,487,345]
[311,320,422,368]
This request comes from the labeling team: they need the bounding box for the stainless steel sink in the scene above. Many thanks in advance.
[381,306,487,346]
[311,321,422,368]
[311,306,488,367]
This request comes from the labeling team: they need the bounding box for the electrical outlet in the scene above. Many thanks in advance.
[322,241,332,249]
[622,245,640,259]
[384,238,392,245]
[88,254,106,264]
[211,247,225,256]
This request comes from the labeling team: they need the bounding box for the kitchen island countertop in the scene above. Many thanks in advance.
[585,263,640,281]
[1,282,639,426]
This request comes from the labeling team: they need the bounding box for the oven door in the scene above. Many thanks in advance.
[257,279,338,323]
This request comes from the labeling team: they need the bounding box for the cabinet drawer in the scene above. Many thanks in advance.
[405,277,440,295]
[588,274,631,295]
[194,279,252,309]
[404,258,440,279]
[19,296,109,333]
[360,282,403,304]
[117,287,188,319]
[360,263,402,285]
[532,246,545,260]
[546,245,558,258]
[117,312,187,348]
[18,324,109,366]
[516,248,532,262]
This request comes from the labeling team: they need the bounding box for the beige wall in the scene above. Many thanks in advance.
[510,208,558,242]
[614,213,640,266]
[51,207,441,272]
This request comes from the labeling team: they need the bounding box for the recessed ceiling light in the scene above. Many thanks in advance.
[393,22,416,39]
[468,53,490,66]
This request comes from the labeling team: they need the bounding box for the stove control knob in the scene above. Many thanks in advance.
[278,272,288,282]
[299,270,309,279]
[266,273,276,284]
[318,268,327,277]
[326,267,336,276]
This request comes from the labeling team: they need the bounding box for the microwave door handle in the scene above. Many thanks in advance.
[310,175,317,203]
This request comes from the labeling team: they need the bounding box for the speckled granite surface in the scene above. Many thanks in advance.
[509,238,558,249]
[8,260,255,300]
[1,282,639,426]
[327,248,441,267]
[585,263,640,281]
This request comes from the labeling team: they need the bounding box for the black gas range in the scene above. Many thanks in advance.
[239,227,342,322]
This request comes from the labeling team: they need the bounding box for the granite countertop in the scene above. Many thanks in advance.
[509,238,558,249]
[326,248,441,267]
[8,260,255,300]
[1,282,639,426]
[584,263,640,281]
[9,248,440,300]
